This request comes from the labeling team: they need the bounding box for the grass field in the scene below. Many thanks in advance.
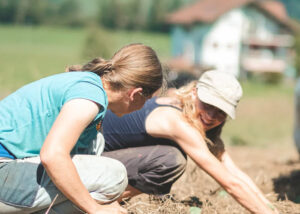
[0,25,170,95]
[0,25,297,149]
[223,80,295,147]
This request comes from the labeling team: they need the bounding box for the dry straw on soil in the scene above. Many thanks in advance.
[123,146,300,214]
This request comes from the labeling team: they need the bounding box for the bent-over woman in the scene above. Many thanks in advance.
[102,70,278,214]
[0,43,163,214]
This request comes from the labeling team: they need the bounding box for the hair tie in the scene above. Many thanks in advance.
[103,62,114,73]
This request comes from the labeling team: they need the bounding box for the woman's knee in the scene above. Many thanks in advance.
[158,146,187,174]
[90,157,128,202]
[73,155,128,202]
[104,158,128,194]
[135,145,187,194]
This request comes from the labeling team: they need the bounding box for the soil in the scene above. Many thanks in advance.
[123,145,300,214]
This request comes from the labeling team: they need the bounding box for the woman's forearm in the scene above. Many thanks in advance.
[220,152,278,212]
[192,153,275,213]
[41,153,100,213]
[190,151,275,213]
[224,176,275,214]
[172,123,277,214]
[228,166,278,213]
[236,169,273,204]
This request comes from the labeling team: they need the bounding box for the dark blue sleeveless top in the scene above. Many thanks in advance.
[103,97,223,152]
[103,97,180,151]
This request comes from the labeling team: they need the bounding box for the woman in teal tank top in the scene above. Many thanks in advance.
[0,43,164,214]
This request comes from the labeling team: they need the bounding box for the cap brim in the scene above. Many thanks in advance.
[197,87,236,119]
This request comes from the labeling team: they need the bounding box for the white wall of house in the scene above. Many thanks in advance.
[242,7,280,40]
[171,5,294,77]
[200,8,245,77]
[240,7,294,75]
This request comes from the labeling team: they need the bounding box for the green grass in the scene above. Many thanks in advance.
[0,25,170,97]
[222,80,295,147]
[0,25,84,94]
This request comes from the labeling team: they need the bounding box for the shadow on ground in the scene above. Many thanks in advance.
[273,166,300,203]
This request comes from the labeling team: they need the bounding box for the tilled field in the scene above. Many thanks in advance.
[123,146,300,214]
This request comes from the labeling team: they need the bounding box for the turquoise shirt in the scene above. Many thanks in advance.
[0,72,108,159]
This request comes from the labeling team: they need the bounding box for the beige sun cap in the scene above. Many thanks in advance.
[196,70,243,119]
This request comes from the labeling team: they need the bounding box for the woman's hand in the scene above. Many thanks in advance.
[146,108,277,213]
[94,202,127,214]
[221,151,280,214]
[162,112,276,214]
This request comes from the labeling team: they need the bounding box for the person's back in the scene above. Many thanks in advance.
[103,97,178,152]
[0,72,106,159]
[0,43,164,214]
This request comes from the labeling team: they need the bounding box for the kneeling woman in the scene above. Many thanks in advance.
[102,70,278,214]
[0,43,163,214]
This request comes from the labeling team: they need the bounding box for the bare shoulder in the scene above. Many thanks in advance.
[62,99,100,117]
[145,100,183,139]
[155,96,181,108]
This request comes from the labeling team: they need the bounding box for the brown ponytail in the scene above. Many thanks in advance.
[66,43,164,97]
[66,58,114,75]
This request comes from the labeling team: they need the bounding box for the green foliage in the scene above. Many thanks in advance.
[0,0,197,30]
[189,207,201,214]
[218,190,228,197]
[230,136,249,146]
[82,26,114,60]
[55,0,83,27]
[1,0,298,32]
[260,73,283,84]
[0,0,50,24]
[97,0,196,32]
[0,0,83,27]
[247,72,283,85]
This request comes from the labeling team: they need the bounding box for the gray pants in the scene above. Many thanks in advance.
[103,145,187,195]
[0,133,128,214]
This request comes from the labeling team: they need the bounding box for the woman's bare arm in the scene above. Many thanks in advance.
[40,99,126,214]
[221,152,279,213]
[146,108,276,214]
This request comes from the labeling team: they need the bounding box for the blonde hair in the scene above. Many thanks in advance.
[66,43,164,97]
[175,81,225,159]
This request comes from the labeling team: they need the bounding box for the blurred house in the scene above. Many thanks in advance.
[166,0,299,79]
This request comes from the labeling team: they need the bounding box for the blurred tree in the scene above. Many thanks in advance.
[0,0,52,25]
[0,0,18,23]
[147,0,175,32]
[97,0,196,32]
[0,0,83,26]
[0,0,196,30]
[14,0,28,24]
[24,0,48,25]
[57,0,82,27]
[82,26,114,60]
[98,0,120,29]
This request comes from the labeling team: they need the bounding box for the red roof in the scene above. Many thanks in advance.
[255,1,288,25]
[167,0,291,28]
